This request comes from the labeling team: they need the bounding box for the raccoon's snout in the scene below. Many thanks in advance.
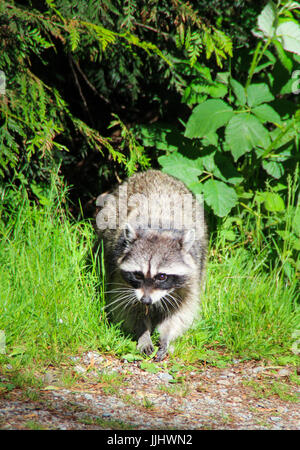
[141,295,152,305]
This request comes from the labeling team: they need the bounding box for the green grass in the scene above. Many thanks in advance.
[0,182,134,370]
[174,247,299,364]
[0,181,299,375]
[244,379,299,402]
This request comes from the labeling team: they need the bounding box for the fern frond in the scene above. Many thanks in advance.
[67,20,81,51]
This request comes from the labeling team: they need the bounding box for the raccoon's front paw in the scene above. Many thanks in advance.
[137,333,154,356]
[154,344,168,362]
[137,342,154,356]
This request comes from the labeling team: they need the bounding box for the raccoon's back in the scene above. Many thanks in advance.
[126,170,191,199]
[96,169,206,259]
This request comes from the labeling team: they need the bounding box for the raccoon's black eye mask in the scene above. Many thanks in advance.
[120,270,187,290]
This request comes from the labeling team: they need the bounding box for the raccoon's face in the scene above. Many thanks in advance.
[117,224,196,306]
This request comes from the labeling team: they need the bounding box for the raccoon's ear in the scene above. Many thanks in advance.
[123,223,137,243]
[182,229,195,252]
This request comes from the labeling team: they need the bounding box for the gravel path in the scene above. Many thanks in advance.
[0,351,299,430]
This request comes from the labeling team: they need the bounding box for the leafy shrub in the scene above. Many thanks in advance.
[137,1,300,278]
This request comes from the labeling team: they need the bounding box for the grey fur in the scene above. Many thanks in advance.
[95,170,207,361]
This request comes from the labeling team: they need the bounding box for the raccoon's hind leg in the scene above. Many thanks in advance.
[136,318,154,356]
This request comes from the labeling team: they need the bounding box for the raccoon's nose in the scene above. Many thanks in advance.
[141,295,152,305]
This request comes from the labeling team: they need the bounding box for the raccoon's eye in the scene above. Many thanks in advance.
[155,273,168,282]
[133,271,144,280]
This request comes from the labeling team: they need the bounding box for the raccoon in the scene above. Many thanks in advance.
[95,170,207,361]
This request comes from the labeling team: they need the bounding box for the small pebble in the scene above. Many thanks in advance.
[69,356,80,363]
[219,389,228,395]
[278,369,290,377]
[217,379,231,385]
[252,367,265,374]
[232,396,242,403]
[42,373,53,384]
[232,359,241,364]
[276,406,287,414]
[157,372,173,382]
[74,365,86,374]
[204,397,216,404]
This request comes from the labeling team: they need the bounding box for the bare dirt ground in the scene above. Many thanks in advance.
[0,351,299,430]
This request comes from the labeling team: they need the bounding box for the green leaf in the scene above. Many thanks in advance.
[137,124,179,151]
[215,71,230,85]
[272,183,287,192]
[273,39,293,72]
[263,192,285,212]
[256,1,276,38]
[122,353,143,362]
[252,104,281,124]
[140,361,160,374]
[292,239,300,251]
[202,132,219,147]
[230,79,246,106]
[202,179,238,217]
[262,160,284,179]
[292,207,300,236]
[225,114,271,161]
[214,153,243,185]
[182,85,207,106]
[246,83,274,107]
[220,230,236,241]
[282,261,294,281]
[184,99,234,138]
[30,183,51,206]
[200,150,216,173]
[187,80,227,100]
[276,21,300,56]
[188,182,204,195]
[199,150,243,185]
[158,152,203,185]
[209,83,228,98]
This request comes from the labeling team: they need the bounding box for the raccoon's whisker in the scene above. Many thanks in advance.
[159,299,168,315]
[166,292,182,307]
[105,295,134,309]
[104,289,135,303]
[104,288,134,294]
[108,298,135,314]
[164,293,180,310]
[127,299,139,310]
[159,296,171,314]
[109,299,138,316]
[105,285,133,290]
[161,298,171,316]
[116,290,136,299]
[107,292,137,310]
[104,295,131,309]
[166,292,180,305]
[162,295,172,310]
[123,297,139,312]
[116,291,137,303]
